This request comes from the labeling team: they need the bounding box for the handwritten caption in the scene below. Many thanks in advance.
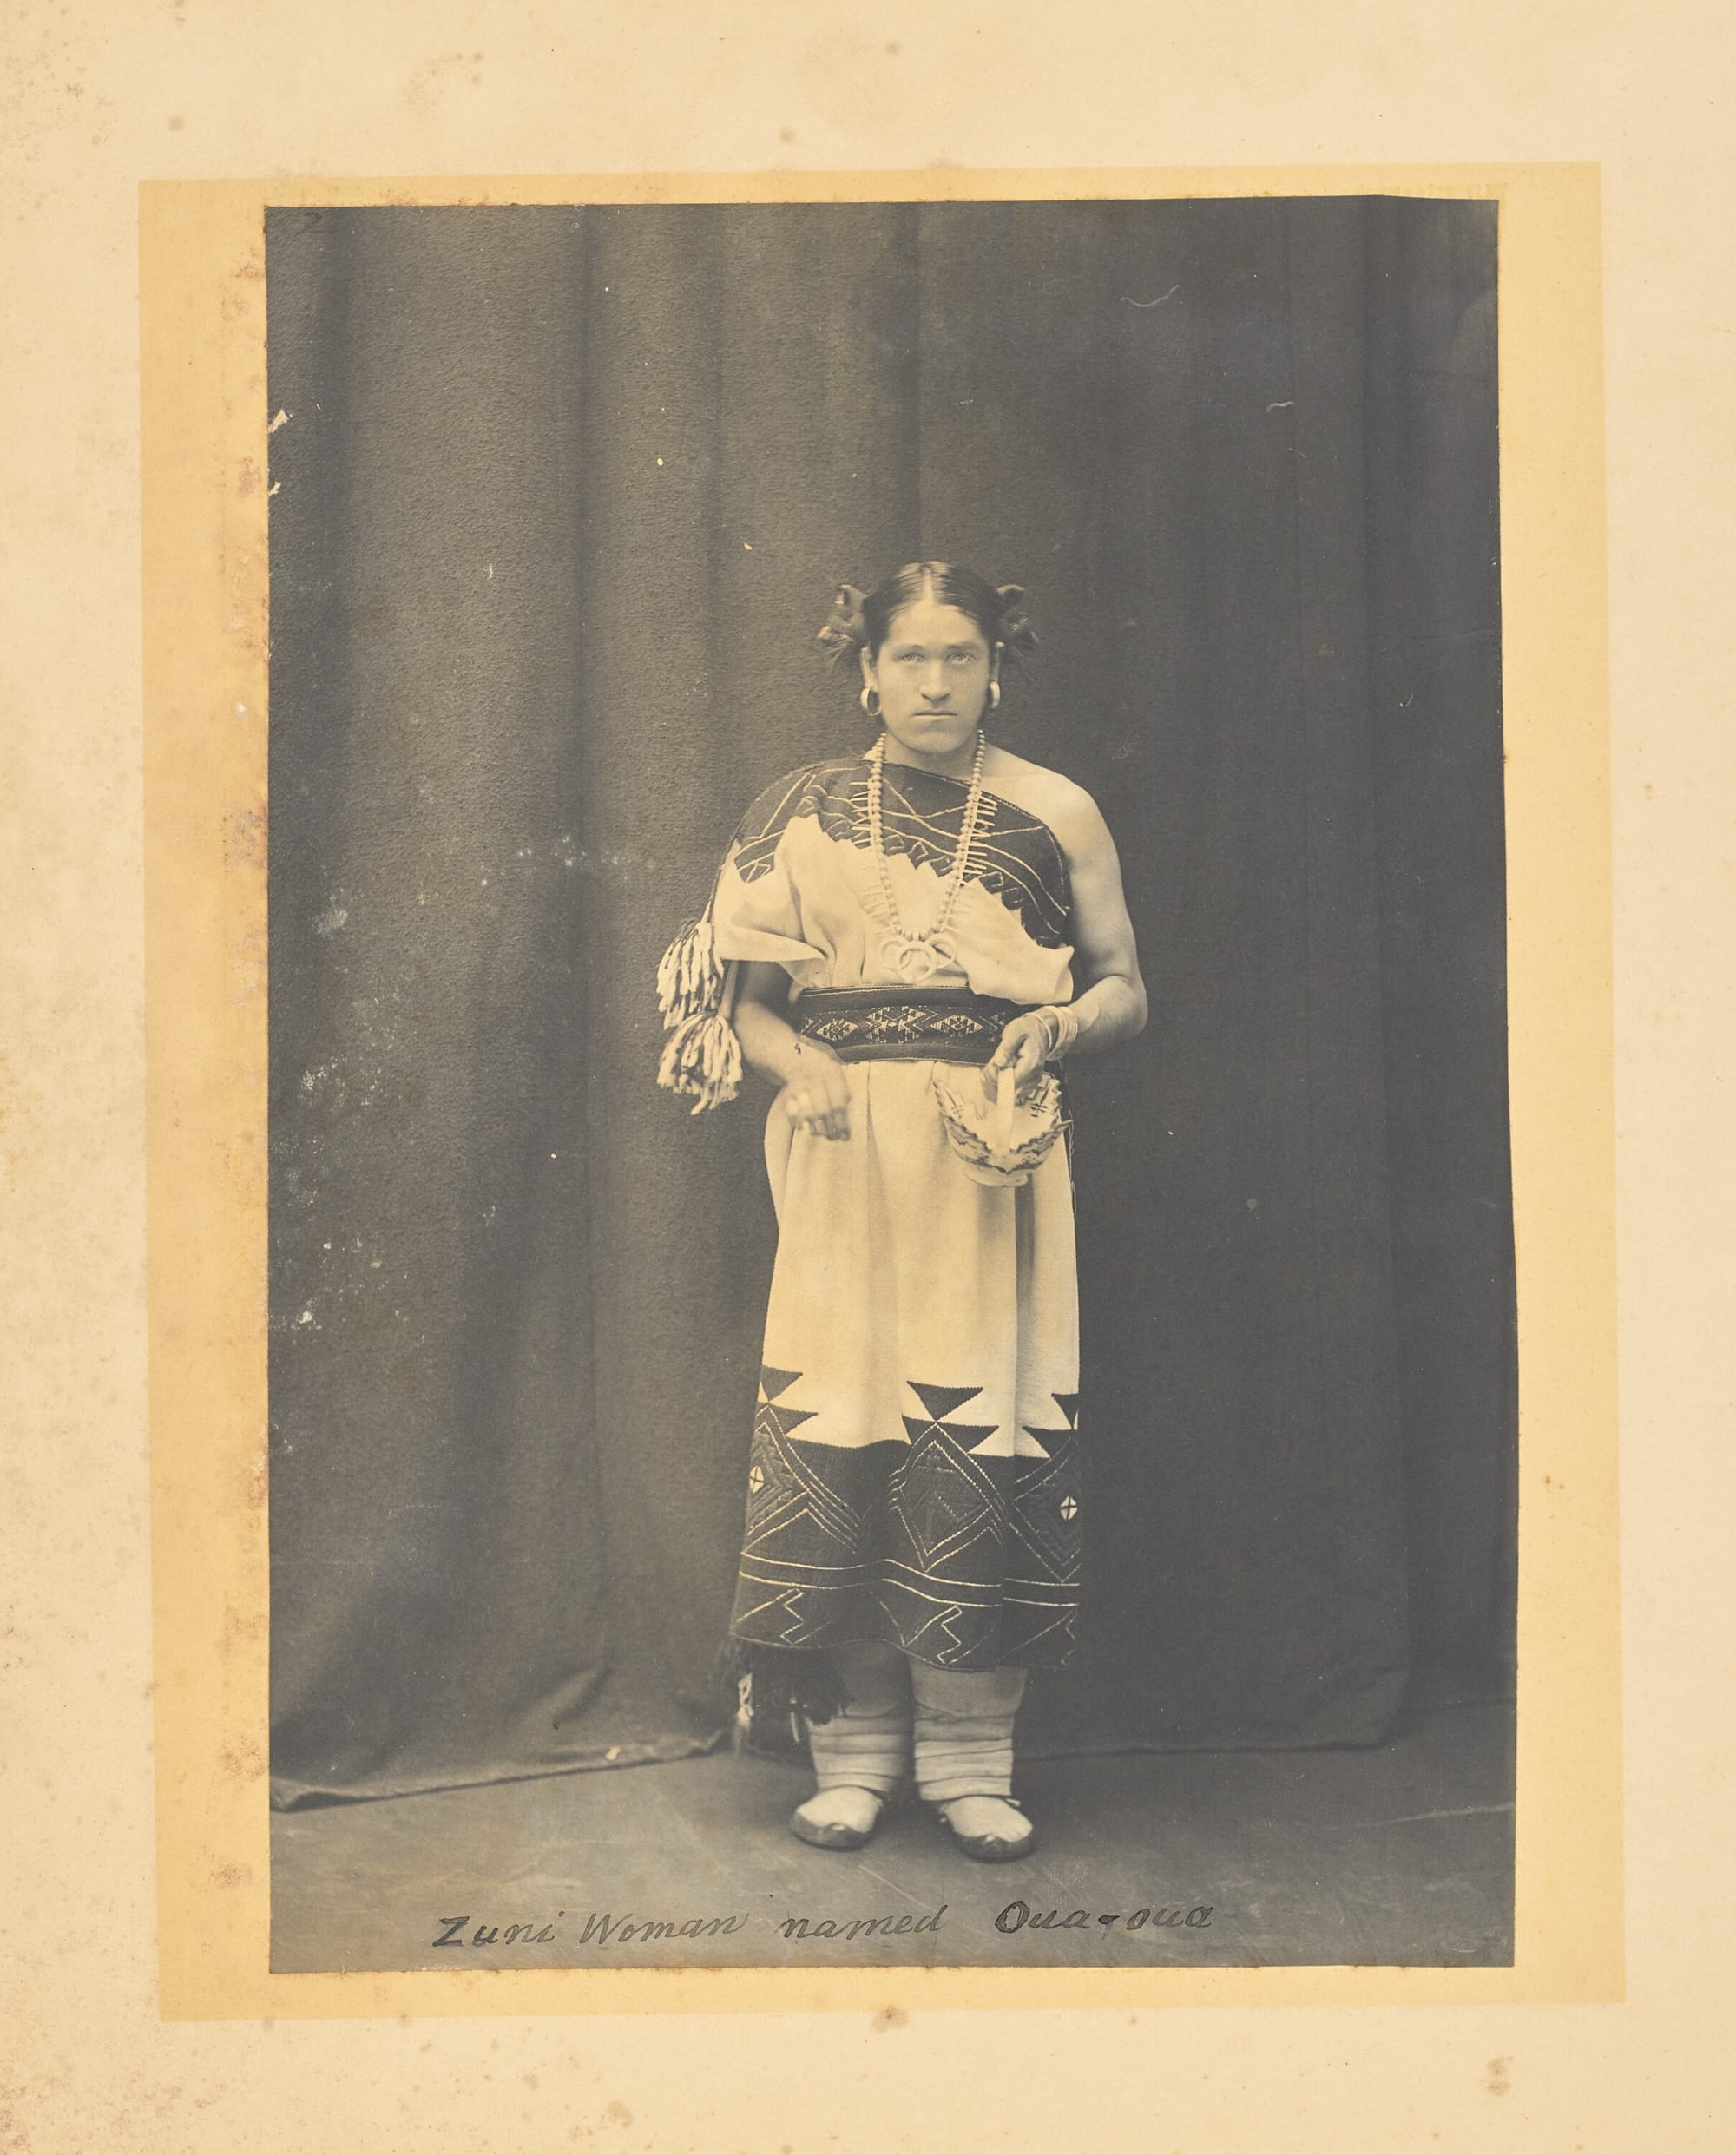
[430,1900,1213,1951]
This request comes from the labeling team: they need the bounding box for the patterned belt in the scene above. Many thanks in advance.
[792,986,1024,1065]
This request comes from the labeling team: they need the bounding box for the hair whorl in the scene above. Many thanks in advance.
[990,582,1039,660]
[815,582,870,669]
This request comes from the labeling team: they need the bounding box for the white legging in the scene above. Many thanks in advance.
[804,1639,1027,1803]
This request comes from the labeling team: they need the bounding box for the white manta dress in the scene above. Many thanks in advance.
[705,751,1083,1679]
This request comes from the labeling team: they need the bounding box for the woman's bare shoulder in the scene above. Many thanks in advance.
[983,747,1112,858]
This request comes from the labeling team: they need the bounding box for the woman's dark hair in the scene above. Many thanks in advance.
[817,562,1038,669]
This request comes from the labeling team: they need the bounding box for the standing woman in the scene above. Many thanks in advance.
[656,562,1146,1862]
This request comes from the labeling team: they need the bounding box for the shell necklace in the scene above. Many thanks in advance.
[865,726,988,985]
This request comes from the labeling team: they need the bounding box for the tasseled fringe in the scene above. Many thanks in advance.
[656,914,724,1027]
[654,910,743,1114]
[655,1009,743,1114]
[715,1638,849,1758]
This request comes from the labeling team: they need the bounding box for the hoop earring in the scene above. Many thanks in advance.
[860,686,882,719]
[988,680,1002,711]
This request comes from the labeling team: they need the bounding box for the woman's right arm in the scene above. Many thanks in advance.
[733,961,854,1141]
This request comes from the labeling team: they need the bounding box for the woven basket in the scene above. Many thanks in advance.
[930,1066,1066,1187]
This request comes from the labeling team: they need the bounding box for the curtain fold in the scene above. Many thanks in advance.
[267,198,1509,1805]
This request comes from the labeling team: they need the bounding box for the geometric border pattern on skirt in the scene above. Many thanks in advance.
[728,1366,1082,1671]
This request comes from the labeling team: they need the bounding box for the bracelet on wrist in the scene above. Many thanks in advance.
[1034,1003,1080,1061]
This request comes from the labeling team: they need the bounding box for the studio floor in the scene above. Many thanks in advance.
[271,1694,1512,1974]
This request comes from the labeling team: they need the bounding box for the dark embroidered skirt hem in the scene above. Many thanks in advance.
[724,1601,1080,1682]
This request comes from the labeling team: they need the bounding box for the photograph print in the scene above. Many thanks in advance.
[263,192,1515,1973]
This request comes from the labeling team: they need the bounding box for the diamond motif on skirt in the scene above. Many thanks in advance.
[1009,1416,1082,1580]
[742,1426,804,1537]
[892,1433,1001,1569]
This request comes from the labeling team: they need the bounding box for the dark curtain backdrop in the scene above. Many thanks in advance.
[266,199,1511,1807]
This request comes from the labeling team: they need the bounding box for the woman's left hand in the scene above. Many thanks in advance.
[984,1013,1051,1103]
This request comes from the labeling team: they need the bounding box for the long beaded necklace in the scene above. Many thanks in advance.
[865,726,988,985]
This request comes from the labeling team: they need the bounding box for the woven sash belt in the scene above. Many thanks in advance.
[792,985,1023,1065]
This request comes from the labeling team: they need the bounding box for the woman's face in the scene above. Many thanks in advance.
[862,597,998,762]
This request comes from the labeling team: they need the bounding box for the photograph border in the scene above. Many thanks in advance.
[141,161,1616,2020]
